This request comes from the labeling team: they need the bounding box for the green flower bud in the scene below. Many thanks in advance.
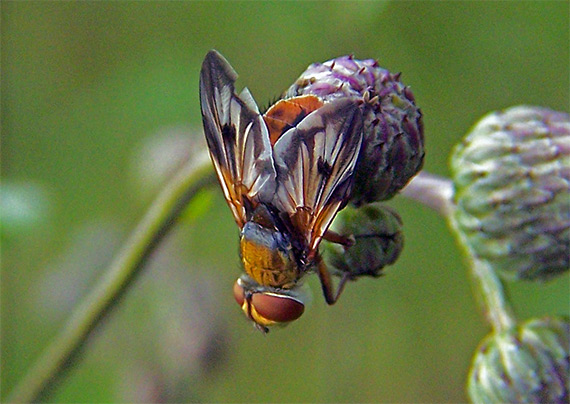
[286,55,424,205]
[468,316,569,404]
[451,106,570,281]
[322,204,404,278]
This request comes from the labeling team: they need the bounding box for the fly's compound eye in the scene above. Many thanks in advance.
[251,292,305,323]
[233,281,305,328]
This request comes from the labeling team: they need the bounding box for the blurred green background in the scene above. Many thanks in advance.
[2,1,569,402]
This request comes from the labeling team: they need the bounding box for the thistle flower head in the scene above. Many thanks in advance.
[286,55,424,205]
[468,316,570,404]
[451,106,570,281]
[322,203,404,278]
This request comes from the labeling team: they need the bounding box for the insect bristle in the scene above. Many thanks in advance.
[262,94,283,114]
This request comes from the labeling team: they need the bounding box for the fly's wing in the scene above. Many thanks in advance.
[200,50,277,227]
[272,98,363,257]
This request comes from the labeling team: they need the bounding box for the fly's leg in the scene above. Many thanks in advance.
[315,255,352,305]
[316,229,356,304]
[323,229,355,247]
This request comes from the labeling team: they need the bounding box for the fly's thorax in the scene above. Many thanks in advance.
[239,220,300,288]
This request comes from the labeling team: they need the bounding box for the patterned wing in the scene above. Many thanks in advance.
[272,98,363,257]
[200,50,277,227]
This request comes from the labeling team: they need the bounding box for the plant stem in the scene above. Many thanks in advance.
[400,171,454,217]
[468,255,517,332]
[401,170,517,332]
[449,216,517,333]
[6,153,216,403]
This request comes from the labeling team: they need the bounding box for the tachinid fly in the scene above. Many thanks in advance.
[200,50,363,332]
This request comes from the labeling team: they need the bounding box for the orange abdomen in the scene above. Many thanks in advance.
[263,95,324,145]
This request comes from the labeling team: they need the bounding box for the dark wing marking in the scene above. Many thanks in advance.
[200,50,277,227]
[272,98,363,257]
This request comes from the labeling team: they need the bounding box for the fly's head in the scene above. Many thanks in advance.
[233,275,306,333]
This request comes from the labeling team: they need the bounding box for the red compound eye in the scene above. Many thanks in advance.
[233,281,305,325]
[250,292,305,323]
[233,281,246,307]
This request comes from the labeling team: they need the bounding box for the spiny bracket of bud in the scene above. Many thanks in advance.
[286,55,424,205]
[451,106,570,281]
[468,316,569,404]
[322,203,404,278]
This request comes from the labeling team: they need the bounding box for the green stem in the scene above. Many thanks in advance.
[6,153,216,403]
[402,171,517,332]
[450,216,517,333]
[468,255,517,332]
